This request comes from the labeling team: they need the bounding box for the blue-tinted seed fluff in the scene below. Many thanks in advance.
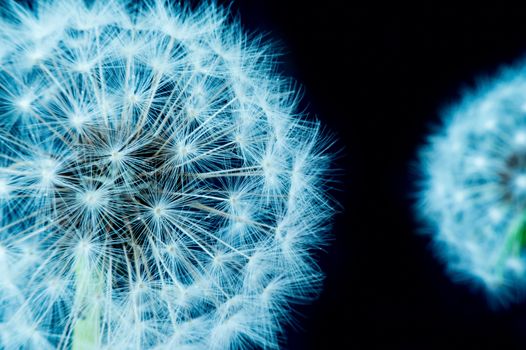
[0,0,335,349]
[418,63,526,303]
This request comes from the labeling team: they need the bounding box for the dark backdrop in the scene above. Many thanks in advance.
[223,1,526,349]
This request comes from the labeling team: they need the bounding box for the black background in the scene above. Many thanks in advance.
[221,1,526,349]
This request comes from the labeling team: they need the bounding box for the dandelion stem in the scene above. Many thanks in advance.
[494,211,526,277]
[72,256,102,350]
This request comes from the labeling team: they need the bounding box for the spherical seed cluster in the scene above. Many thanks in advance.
[0,1,334,349]
[418,65,526,301]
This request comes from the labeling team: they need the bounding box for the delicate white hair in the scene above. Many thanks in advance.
[0,0,335,349]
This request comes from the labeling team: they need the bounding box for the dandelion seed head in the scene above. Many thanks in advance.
[418,63,526,302]
[0,0,335,348]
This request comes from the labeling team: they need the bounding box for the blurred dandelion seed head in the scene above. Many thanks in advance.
[418,65,526,302]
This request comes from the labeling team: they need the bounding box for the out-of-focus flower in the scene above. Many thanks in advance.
[418,64,526,302]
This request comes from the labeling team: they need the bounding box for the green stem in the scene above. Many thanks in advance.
[494,210,526,275]
[72,256,102,350]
